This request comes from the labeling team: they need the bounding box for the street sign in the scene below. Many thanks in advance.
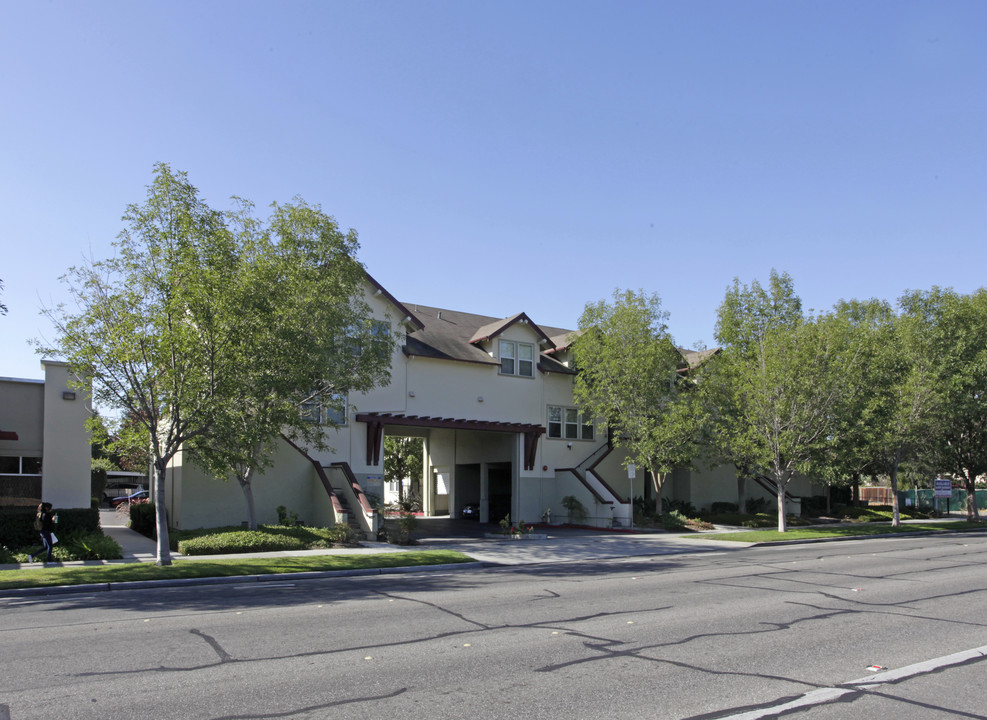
[934,478,953,498]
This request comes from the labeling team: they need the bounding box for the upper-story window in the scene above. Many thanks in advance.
[547,406,594,440]
[301,392,348,426]
[348,320,391,359]
[499,340,534,377]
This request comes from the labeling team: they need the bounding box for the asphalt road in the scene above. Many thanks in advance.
[2,533,986,719]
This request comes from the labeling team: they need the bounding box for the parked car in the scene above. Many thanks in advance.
[103,482,144,504]
[461,503,480,520]
[110,489,148,508]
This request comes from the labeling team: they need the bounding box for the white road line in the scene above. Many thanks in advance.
[712,644,987,719]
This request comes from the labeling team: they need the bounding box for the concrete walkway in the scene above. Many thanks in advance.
[3,510,745,572]
[99,508,158,561]
[6,511,975,573]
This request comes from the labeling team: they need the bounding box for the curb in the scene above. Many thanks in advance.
[0,561,489,599]
[745,526,987,547]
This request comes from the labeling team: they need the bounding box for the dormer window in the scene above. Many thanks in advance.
[499,340,534,377]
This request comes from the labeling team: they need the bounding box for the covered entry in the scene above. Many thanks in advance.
[356,412,544,522]
[454,461,511,523]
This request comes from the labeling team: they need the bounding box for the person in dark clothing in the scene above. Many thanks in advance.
[36,502,56,563]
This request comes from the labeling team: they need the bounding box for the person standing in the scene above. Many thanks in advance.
[36,502,57,563]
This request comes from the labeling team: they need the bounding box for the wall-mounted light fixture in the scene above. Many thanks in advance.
[566,442,573,449]
[408,391,416,398]
[62,391,76,401]
[477,396,484,403]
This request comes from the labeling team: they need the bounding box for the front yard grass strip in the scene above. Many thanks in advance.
[693,521,985,543]
[0,550,474,591]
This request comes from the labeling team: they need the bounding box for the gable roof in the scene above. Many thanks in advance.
[364,272,425,331]
[468,312,556,347]
[401,303,575,373]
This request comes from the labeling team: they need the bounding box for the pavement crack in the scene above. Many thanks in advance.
[207,687,408,719]
[191,628,234,663]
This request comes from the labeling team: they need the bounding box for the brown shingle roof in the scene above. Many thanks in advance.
[401,303,575,373]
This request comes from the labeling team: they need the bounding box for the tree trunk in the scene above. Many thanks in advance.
[962,470,981,521]
[825,483,831,515]
[651,470,664,515]
[239,464,258,530]
[889,451,901,528]
[851,472,860,506]
[737,474,747,513]
[776,480,787,533]
[153,459,172,566]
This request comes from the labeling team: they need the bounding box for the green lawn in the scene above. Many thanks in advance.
[0,550,475,591]
[694,521,986,543]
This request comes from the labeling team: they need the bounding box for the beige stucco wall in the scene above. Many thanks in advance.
[1,362,91,510]
[169,441,324,529]
[669,460,825,513]
[297,311,613,521]
[41,362,92,509]
[0,379,44,453]
[164,278,838,527]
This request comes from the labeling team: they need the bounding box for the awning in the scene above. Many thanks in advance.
[355,412,544,471]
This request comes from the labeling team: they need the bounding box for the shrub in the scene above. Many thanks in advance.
[397,510,418,543]
[561,495,587,523]
[177,525,332,555]
[703,512,751,526]
[58,532,123,561]
[0,507,100,549]
[661,510,688,530]
[0,508,41,549]
[742,513,778,528]
[710,502,738,514]
[129,501,157,538]
[800,495,829,516]
[276,505,301,526]
[325,524,359,545]
[634,496,659,518]
[662,498,698,517]
[746,497,771,514]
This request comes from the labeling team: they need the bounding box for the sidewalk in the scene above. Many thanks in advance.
[3,510,745,574]
[5,512,977,589]
[102,509,743,566]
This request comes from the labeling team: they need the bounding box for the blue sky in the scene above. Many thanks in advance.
[2,1,985,380]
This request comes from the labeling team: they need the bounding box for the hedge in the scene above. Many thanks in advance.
[0,507,100,550]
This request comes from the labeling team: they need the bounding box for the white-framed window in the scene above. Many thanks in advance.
[547,406,594,440]
[347,320,391,359]
[499,340,534,377]
[301,392,348,426]
[0,456,42,475]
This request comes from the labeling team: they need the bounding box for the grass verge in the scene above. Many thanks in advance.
[692,521,986,543]
[0,550,475,591]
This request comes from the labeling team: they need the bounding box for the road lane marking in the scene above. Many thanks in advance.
[710,644,987,719]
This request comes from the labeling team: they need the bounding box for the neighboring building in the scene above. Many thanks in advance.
[164,274,822,530]
[0,361,92,510]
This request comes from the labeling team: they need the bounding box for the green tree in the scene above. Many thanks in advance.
[41,164,260,565]
[905,288,987,521]
[185,200,394,529]
[384,436,424,506]
[839,300,934,527]
[707,272,864,531]
[571,289,701,517]
[0,277,7,315]
[702,271,803,516]
[810,299,897,511]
